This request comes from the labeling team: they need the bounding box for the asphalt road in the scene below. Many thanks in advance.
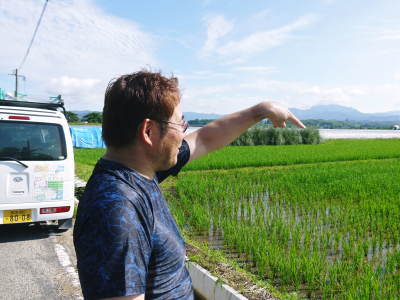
[0,223,82,300]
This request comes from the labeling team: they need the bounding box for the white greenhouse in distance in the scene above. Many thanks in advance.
[393,124,400,130]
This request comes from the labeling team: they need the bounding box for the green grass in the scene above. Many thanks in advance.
[73,139,400,174]
[171,158,400,298]
[183,139,400,171]
[74,148,105,181]
[74,148,105,165]
[74,163,95,183]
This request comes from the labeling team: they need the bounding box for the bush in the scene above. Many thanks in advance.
[300,128,322,144]
[230,130,254,146]
[230,127,321,146]
[282,128,302,145]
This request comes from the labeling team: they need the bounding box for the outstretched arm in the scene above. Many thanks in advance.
[184,101,305,162]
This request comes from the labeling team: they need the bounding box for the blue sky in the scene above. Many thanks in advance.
[0,0,399,114]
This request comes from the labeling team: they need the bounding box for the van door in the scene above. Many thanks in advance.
[0,121,69,204]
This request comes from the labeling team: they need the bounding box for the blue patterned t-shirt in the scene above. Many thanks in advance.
[73,140,193,299]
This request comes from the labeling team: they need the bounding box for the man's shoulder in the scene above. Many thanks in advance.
[87,158,141,193]
[81,160,147,210]
[75,163,155,235]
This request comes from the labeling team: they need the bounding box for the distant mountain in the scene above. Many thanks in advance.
[289,105,400,122]
[71,105,400,122]
[186,105,400,122]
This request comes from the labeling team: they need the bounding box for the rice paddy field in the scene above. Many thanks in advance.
[183,139,400,171]
[74,139,400,299]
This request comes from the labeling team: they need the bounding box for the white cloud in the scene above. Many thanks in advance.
[377,29,400,41]
[0,0,157,110]
[51,76,101,92]
[369,21,400,42]
[201,14,318,63]
[178,70,234,81]
[181,76,400,114]
[233,66,277,74]
[201,15,234,54]
[47,76,104,109]
[183,83,234,99]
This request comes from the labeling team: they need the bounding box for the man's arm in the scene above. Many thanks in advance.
[184,101,305,162]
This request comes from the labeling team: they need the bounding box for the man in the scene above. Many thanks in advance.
[73,71,305,300]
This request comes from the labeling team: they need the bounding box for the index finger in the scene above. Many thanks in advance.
[288,113,306,128]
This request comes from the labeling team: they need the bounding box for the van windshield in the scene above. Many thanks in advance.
[0,121,67,161]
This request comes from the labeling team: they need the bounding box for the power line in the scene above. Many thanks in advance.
[18,0,49,70]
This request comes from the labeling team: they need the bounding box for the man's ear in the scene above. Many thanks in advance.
[138,119,154,146]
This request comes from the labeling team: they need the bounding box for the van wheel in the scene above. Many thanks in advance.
[57,218,73,231]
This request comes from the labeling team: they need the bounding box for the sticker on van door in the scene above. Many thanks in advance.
[34,165,64,201]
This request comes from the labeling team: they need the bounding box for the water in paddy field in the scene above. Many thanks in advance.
[187,191,400,279]
[319,129,400,139]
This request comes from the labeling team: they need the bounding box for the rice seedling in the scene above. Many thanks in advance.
[184,139,400,171]
[73,139,400,174]
[169,158,400,298]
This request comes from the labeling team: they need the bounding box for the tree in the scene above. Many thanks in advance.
[82,112,102,123]
[65,111,79,123]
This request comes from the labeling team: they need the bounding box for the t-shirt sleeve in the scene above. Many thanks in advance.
[156,139,190,183]
[74,190,153,299]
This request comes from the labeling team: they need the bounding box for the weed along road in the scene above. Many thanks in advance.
[0,223,82,299]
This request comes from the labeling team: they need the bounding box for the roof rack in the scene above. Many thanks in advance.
[0,98,66,115]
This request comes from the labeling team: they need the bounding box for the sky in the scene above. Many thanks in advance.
[0,0,399,114]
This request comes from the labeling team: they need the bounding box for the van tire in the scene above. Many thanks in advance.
[57,218,73,231]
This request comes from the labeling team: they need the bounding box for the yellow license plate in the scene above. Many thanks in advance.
[3,209,32,224]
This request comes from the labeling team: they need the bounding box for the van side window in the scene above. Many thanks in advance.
[0,121,66,161]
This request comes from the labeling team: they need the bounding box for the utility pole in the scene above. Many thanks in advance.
[15,69,18,98]
[8,69,25,99]
[10,0,49,101]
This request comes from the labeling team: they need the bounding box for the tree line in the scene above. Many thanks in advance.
[66,111,102,123]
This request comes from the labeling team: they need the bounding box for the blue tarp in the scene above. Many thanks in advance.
[69,126,105,148]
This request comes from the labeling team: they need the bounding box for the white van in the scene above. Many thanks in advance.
[0,99,74,230]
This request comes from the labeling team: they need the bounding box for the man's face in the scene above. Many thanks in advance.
[156,104,185,171]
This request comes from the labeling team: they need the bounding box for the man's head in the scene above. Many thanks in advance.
[102,71,181,148]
